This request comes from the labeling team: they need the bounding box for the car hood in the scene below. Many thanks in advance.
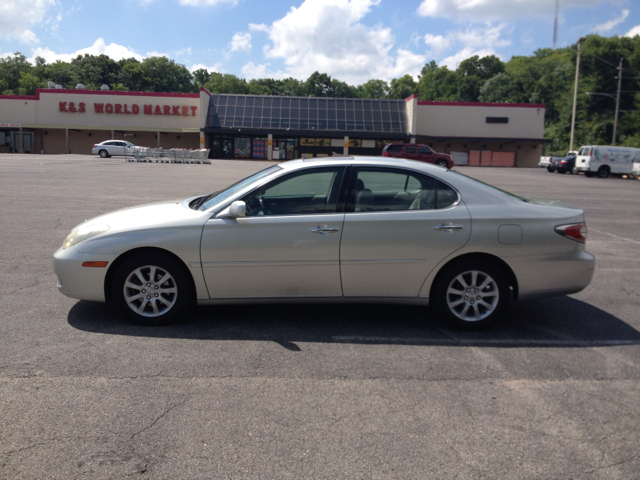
[73,199,205,233]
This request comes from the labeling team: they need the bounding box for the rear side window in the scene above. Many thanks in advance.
[384,145,403,153]
[353,167,458,212]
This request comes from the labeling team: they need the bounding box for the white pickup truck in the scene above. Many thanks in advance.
[576,145,640,178]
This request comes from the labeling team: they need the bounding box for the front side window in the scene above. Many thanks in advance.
[353,167,458,212]
[243,167,345,216]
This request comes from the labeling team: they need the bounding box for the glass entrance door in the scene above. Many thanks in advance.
[276,139,296,160]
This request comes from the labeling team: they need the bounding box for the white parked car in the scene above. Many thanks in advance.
[53,157,595,329]
[92,140,141,158]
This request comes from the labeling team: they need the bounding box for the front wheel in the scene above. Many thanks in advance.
[547,166,556,173]
[432,260,510,329]
[436,160,448,168]
[99,150,110,158]
[571,167,579,175]
[111,253,194,326]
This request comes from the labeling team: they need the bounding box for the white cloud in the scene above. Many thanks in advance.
[417,0,604,21]
[0,0,58,44]
[440,47,497,70]
[424,34,451,54]
[625,25,640,37]
[423,24,510,69]
[229,32,252,53]
[146,50,170,58]
[190,63,221,72]
[30,39,144,63]
[252,0,425,84]
[175,47,193,56]
[177,0,237,5]
[241,61,285,80]
[595,9,629,33]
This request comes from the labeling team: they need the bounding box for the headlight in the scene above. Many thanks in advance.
[62,224,110,249]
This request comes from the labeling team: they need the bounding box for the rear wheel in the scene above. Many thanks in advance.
[111,253,194,326]
[432,260,510,330]
[571,167,579,175]
[597,166,610,179]
[99,149,110,158]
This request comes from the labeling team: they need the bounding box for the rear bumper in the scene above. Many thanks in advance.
[510,249,595,301]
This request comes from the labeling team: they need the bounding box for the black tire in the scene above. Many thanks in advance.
[597,166,610,179]
[436,160,448,168]
[547,166,555,173]
[111,252,194,326]
[585,171,595,178]
[432,259,510,330]
[99,149,110,158]
[571,167,579,175]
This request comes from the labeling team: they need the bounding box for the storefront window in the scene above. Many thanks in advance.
[234,137,251,158]
[252,138,267,159]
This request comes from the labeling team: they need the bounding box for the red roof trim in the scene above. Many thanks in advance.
[1,89,199,101]
[0,94,37,100]
[405,94,418,102]
[417,100,545,108]
[200,87,212,96]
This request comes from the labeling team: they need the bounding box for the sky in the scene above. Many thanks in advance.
[1,0,639,86]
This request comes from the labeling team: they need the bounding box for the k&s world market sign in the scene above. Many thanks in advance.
[58,101,197,116]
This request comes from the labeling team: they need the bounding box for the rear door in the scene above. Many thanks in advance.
[340,166,471,297]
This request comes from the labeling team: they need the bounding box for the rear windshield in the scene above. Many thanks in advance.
[450,171,527,202]
[384,145,403,152]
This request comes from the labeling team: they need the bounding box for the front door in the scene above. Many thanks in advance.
[200,166,346,298]
[340,166,471,297]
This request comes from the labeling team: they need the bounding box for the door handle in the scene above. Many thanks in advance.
[435,224,463,231]
[311,227,339,234]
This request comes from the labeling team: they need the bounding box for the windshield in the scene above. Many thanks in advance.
[198,165,282,211]
[450,170,527,202]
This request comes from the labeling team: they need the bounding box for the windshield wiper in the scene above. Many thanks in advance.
[190,192,220,210]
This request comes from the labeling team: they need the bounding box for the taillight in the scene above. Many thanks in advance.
[382,151,389,157]
[555,223,587,243]
[93,144,98,148]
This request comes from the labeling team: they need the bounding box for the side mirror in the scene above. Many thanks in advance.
[228,200,246,218]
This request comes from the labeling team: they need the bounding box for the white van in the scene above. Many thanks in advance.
[575,145,640,178]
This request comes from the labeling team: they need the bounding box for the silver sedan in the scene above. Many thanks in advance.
[53,157,595,329]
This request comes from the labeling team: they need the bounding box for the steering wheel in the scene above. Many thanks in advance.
[257,196,272,215]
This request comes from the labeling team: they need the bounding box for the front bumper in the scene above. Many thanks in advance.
[53,247,117,302]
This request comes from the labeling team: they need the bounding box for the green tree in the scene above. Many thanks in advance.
[357,79,389,99]
[140,57,194,93]
[455,55,505,101]
[417,61,458,101]
[204,72,249,94]
[18,71,43,95]
[478,72,519,102]
[193,68,212,87]
[70,54,119,89]
[44,60,75,87]
[388,74,417,99]
[118,59,145,91]
[0,52,32,93]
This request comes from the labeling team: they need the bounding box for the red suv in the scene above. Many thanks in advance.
[382,143,454,169]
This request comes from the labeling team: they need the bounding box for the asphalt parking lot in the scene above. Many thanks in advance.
[1,154,639,479]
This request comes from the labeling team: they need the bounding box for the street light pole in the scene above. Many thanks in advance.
[613,58,623,145]
[569,37,586,152]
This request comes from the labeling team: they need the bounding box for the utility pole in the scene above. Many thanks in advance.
[569,37,586,152]
[612,57,623,145]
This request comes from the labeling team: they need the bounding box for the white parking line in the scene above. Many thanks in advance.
[330,336,639,347]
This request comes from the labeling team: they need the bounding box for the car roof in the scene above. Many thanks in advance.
[280,156,447,174]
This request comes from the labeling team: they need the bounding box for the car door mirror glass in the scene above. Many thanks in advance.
[217,201,246,219]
